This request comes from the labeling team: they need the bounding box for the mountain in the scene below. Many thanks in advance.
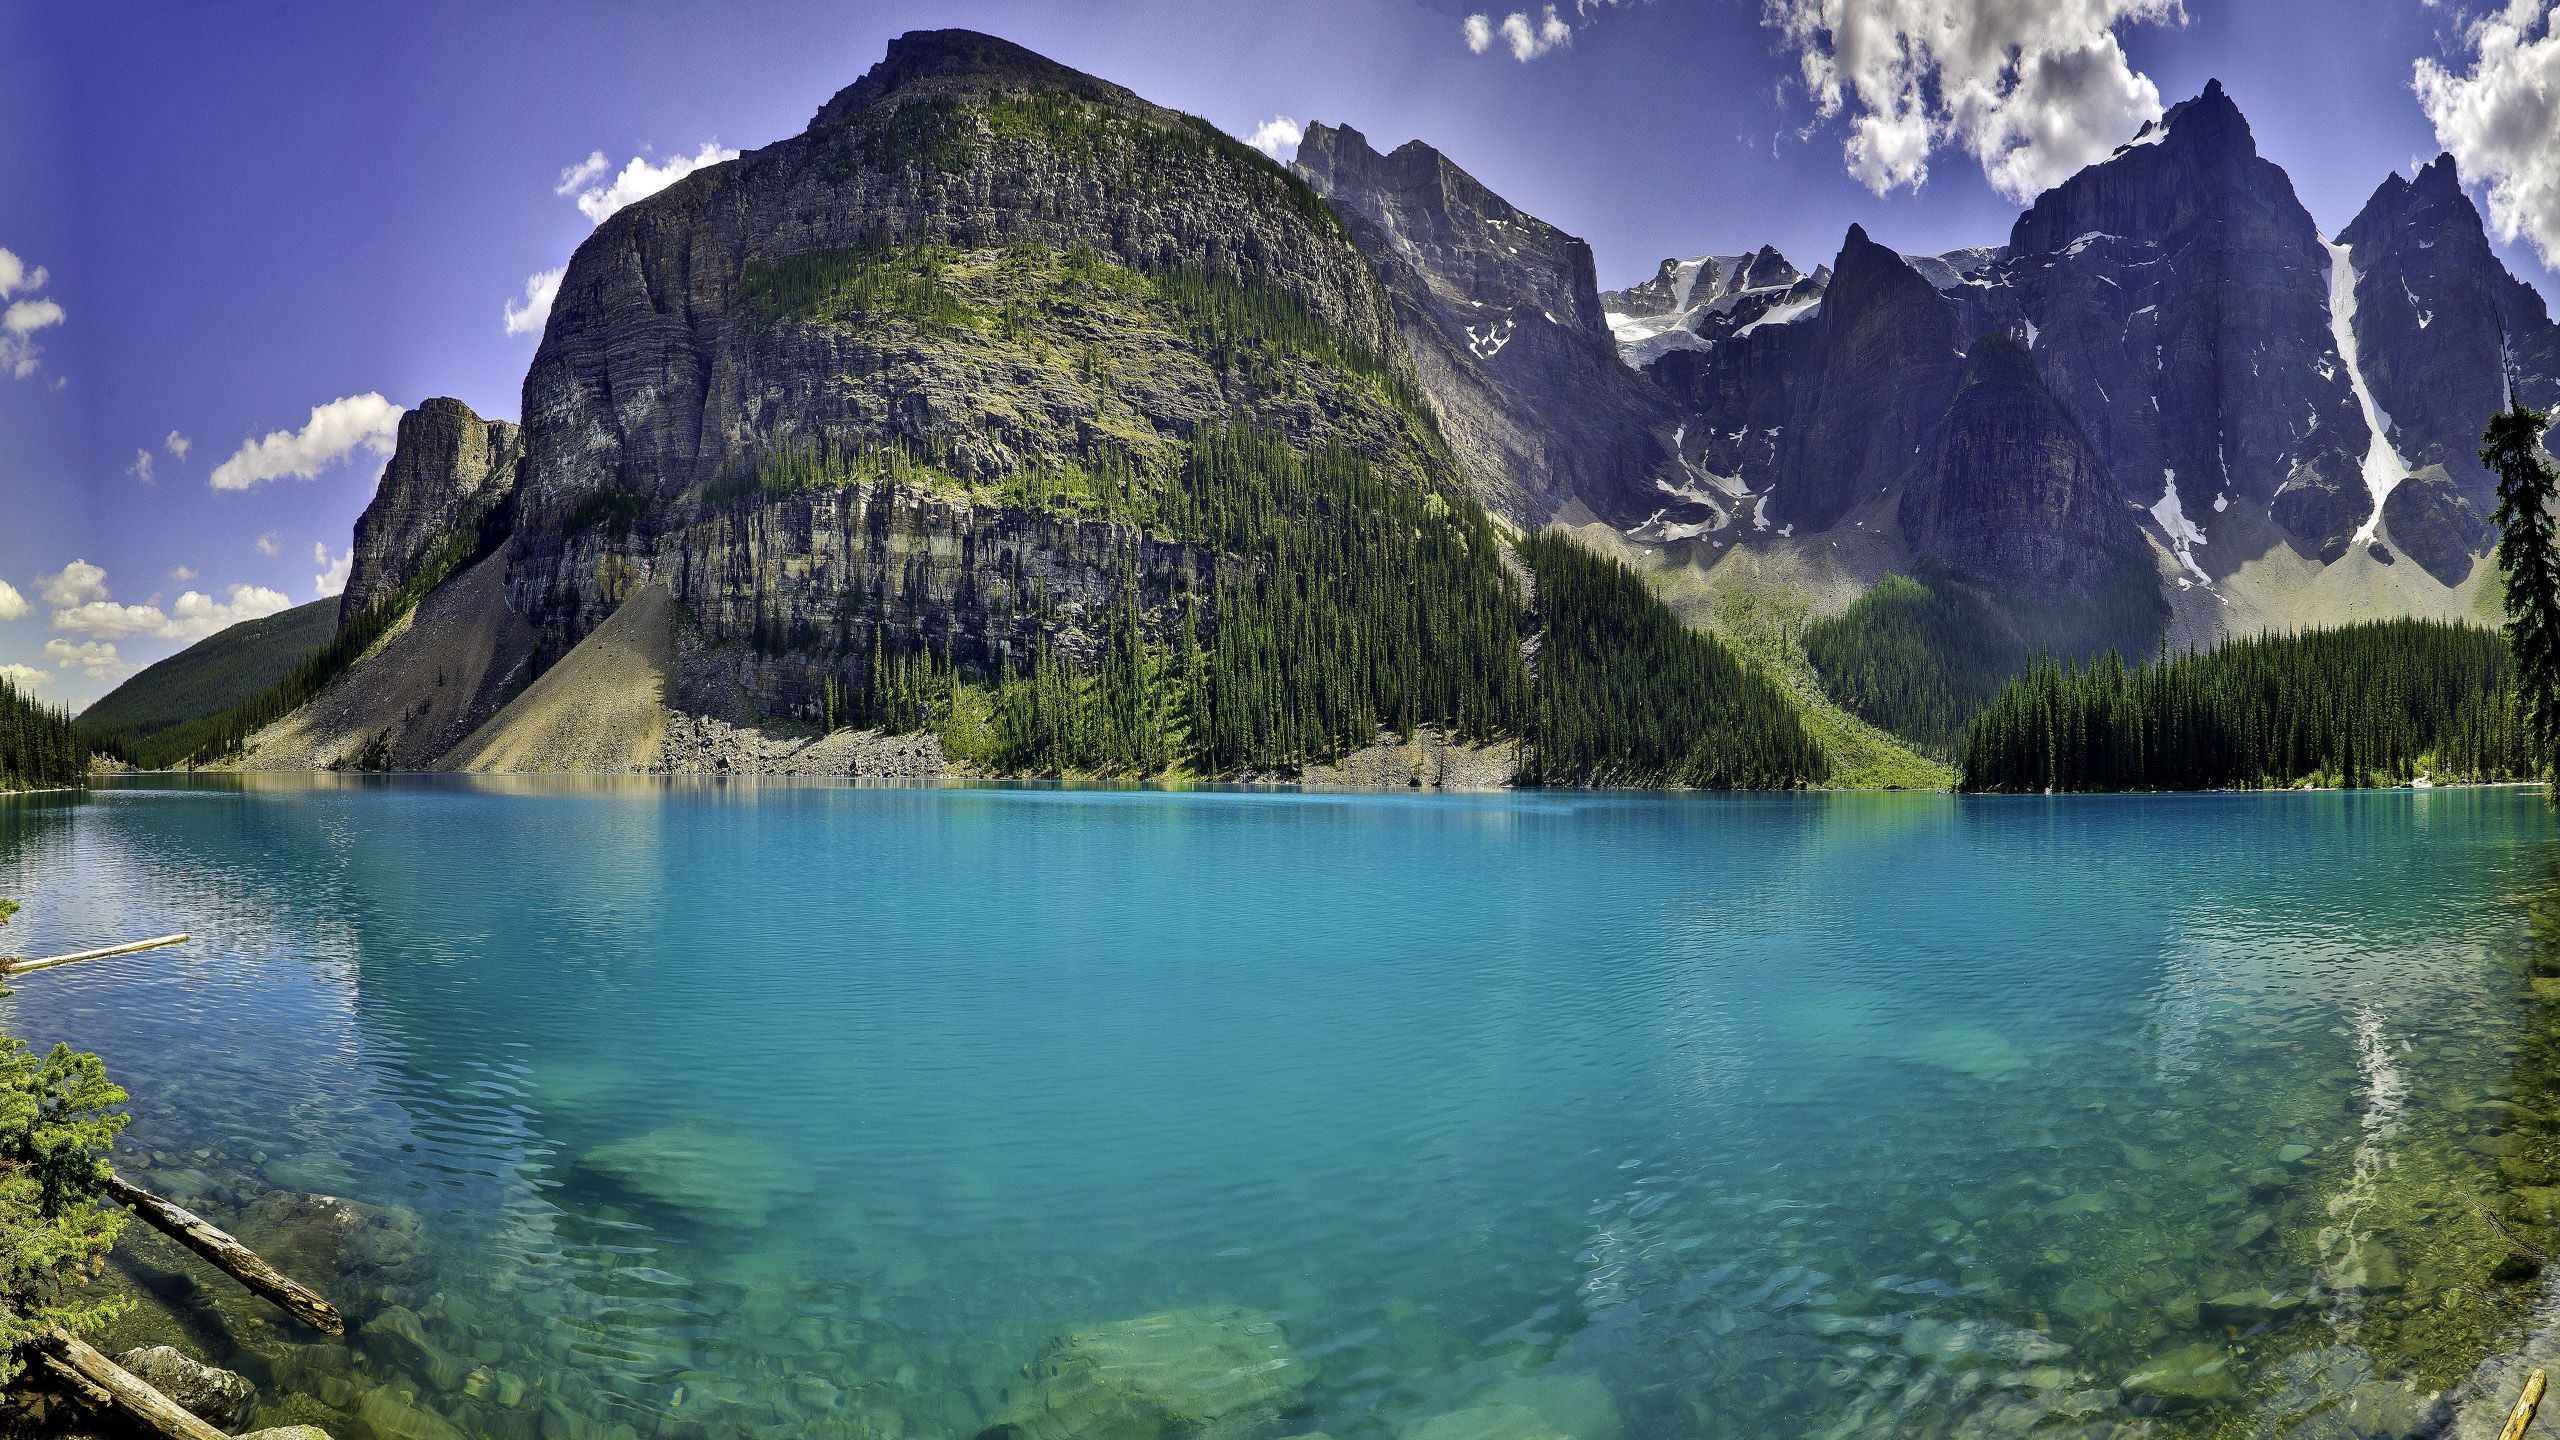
[76,597,340,763]
[195,29,1823,787]
[1587,80,2545,686]
[1291,123,1680,525]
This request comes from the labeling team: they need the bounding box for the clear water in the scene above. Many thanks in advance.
[6,777,2560,1440]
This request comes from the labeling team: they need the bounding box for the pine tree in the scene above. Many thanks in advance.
[0,900,132,1382]
[2489,403,2560,784]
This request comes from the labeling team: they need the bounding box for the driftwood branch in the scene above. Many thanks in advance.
[103,1175,342,1335]
[35,1330,228,1440]
[2501,1367,2547,1440]
[1,933,189,979]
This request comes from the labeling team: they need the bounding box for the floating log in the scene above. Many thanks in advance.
[1,933,189,978]
[2503,1367,2548,1440]
[34,1331,227,1440]
[102,1174,343,1335]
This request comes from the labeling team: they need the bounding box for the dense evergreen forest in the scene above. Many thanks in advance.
[819,430,1824,787]
[0,677,85,791]
[1802,576,2024,755]
[1518,534,1825,787]
[1960,618,2532,792]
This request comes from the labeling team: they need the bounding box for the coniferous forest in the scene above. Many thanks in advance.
[0,676,85,791]
[1959,618,2533,792]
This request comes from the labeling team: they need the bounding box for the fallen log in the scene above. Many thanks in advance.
[103,1175,343,1335]
[34,1331,227,1440]
[2501,1366,2547,1440]
[1,933,189,978]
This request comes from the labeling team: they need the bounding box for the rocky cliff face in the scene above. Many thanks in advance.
[2336,154,2560,582]
[509,29,1439,713]
[1291,122,1678,525]
[340,398,519,625]
[1900,336,2162,646]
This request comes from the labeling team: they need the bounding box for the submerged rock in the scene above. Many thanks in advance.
[238,1429,338,1440]
[2122,1342,2240,1408]
[1401,1373,1622,1440]
[237,1190,426,1285]
[113,1345,254,1427]
[571,1119,802,1228]
[976,1307,1310,1440]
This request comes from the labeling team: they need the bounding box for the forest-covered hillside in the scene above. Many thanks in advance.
[1959,619,2530,792]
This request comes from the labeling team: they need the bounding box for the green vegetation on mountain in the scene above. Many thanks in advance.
[75,597,339,765]
[1518,534,1825,787]
[1802,575,2024,756]
[1960,619,2531,791]
[0,679,84,792]
[0,900,131,1383]
[784,427,1824,786]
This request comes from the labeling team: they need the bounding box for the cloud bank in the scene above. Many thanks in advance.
[2418,1,2560,265]
[1764,0,2185,201]
[209,393,405,491]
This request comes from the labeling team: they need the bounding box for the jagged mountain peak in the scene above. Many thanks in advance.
[2010,79,2314,258]
[810,28,1139,131]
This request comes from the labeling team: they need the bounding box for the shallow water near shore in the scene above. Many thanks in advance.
[9,776,2560,1440]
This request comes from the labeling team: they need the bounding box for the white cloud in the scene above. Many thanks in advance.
[1765,0,2185,201]
[127,448,155,485]
[0,663,44,693]
[1244,116,1304,160]
[255,531,281,557]
[556,150,611,196]
[209,392,405,491]
[0,248,46,299]
[50,583,291,644]
[166,585,292,641]
[1503,7,1575,60]
[0,580,25,621]
[167,565,197,583]
[503,267,564,338]
[2418,1,2560,265]
[564,140,737,226]
[38,560,107,608]
[44,638,128,682]
[1465,1,1633,60]
[312,542,352,599]
[164,430,190,460]
[1,290,63,380]
[51,599,172,640]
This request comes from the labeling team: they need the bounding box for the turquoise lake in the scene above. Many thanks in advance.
[7,777,2560,1440]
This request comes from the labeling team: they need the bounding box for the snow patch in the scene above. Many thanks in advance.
[1734,295,1820,337]
[1465,315,1516,360]
[2325,238,2411,547]
[2152,468,2211,585]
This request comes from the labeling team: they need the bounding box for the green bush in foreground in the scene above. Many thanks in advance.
[0,899,130,1383]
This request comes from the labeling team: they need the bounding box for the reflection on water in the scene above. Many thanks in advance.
[3,777,2560,1439]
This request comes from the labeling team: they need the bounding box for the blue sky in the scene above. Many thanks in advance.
[0,0,2546,707]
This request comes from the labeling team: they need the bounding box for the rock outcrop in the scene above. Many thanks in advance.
[1293,122,1680,524]
[340,398,519,625]
[112,1346,254,1428]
